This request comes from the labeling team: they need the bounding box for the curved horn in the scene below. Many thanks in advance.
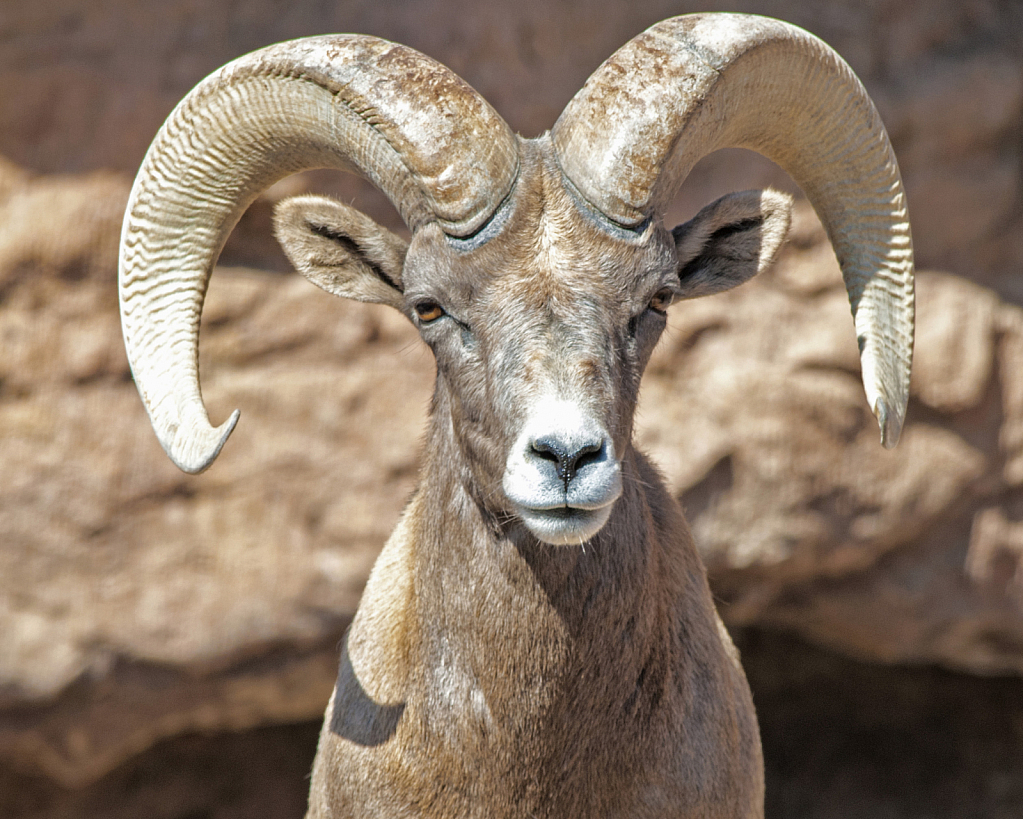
[552,14,914,448]
[120,36,518,473]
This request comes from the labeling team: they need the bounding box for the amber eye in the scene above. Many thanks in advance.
[648,288,675,314]
[415,301,445,323]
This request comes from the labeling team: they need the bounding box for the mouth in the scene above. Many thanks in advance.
[515,502,614,546]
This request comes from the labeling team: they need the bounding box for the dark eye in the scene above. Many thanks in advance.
[415,300,445,323]
[648,288,675,314]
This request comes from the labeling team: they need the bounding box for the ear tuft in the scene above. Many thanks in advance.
[273,195,408,310]
[672,189,793,299]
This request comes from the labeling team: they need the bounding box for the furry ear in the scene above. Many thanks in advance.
[672,189,793,299]
[273,195,408,311]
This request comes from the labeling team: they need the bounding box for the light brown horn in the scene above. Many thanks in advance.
[552,13,914,448]
[120,35,518,473]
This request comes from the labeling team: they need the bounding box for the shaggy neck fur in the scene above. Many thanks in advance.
[330,389,748,817]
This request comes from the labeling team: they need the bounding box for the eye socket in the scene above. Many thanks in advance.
[647,288,675,314]
[414,300,445,323]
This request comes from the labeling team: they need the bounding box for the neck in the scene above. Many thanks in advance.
[414,417,688,719]
[404,428,705,812]
[339,404,718,812]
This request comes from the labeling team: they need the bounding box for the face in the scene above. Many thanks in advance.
[401,145,680,546]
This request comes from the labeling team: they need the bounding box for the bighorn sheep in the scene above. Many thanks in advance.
[119,13,913,818]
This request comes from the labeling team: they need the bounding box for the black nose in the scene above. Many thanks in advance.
[531,436,605,484]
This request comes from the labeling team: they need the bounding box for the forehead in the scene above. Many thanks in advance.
[402,137,677,311]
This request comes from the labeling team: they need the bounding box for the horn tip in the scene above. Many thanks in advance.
[168,409,240,474]
[875,397,904,450]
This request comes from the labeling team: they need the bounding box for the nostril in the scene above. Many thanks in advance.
[532,438,563,462]
[531,438,568,478]
[573,442,603,475]
[532,437,604,484]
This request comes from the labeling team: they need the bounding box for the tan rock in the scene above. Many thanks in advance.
[637,201,1023,675]
[0,159,432,785]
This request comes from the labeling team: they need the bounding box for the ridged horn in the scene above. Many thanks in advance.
[552,14,914,448]
[120,35,519,473]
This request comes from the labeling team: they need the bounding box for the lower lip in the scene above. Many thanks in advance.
[537,506,577,519]
[518,504,612,546]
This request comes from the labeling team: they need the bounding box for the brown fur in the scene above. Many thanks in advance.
[274,137,792,818]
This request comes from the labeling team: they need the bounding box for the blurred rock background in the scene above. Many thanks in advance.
[2,1,1022,817]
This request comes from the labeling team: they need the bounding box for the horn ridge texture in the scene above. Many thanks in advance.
[552,14,914,448]
[120,35,518,473]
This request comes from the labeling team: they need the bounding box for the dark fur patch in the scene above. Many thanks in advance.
[330,632,405,747]
[308,220,402,292]
[708,216,764,243]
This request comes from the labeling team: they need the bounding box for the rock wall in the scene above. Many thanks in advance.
[637,202,1023,675]
[8,634,1023,819]
[3,1,1023,816]
[0,161,432,788]
[3,0,1022,298]
[4,161,1023,804]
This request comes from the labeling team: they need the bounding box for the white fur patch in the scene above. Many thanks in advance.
[502,396,622,546]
